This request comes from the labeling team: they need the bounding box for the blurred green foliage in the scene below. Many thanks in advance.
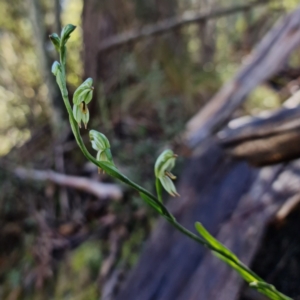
[0,0,300,299]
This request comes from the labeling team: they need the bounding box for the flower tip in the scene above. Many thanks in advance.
[169,192,180,197]
[165,171,176,180]
[170,191,180,197]
[97,167,105,174]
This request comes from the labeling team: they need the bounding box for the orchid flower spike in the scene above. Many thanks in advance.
[155,149,179,197]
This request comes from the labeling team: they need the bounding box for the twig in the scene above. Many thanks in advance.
[98,0,270,53]
[14,167,123,200]
[276,194,300,221]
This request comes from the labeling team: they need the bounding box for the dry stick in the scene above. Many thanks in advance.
[276,194,300,221]
[98,0,271,53]
[14,167,123,200]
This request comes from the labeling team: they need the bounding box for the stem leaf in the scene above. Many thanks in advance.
[139,192,163,214]
[195,222,239,263]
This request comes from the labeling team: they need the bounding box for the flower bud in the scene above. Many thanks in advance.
[73,78,94,105]
[51,61,61,76]
[89,130,110,151]
[89,130,115,172]
[49,33,61,52]
[51,61,68,97]
[60,24,76,47]
[155,149,179,197]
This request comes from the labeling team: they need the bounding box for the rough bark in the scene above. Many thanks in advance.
[82,0,97,80]
[198,0,217,65]
[82,0,123,118]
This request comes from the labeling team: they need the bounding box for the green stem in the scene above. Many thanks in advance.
[155,178,163,203]
[171,221,261,280]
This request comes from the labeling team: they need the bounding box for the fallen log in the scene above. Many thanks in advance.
[218,105,300,166]
[186,5,300,148]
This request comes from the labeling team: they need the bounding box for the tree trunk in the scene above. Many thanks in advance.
[199,0,217,65]
[27,0,66,131]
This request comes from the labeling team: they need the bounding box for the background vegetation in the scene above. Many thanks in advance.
[0,0,299,299]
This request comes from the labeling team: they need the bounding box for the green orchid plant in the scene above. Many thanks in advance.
[49,24,292,300]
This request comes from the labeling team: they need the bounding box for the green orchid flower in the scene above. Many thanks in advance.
[73,78,94,105]
[155,149,179,197]
[73,102,90,129]
[89,130,115,172]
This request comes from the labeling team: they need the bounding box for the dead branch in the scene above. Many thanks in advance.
[276,193,300,221]
[98,0,270,53]
[218,107,300,145]
[14,167,123,200]
[217,90,300,165]
[186,5,300,147]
